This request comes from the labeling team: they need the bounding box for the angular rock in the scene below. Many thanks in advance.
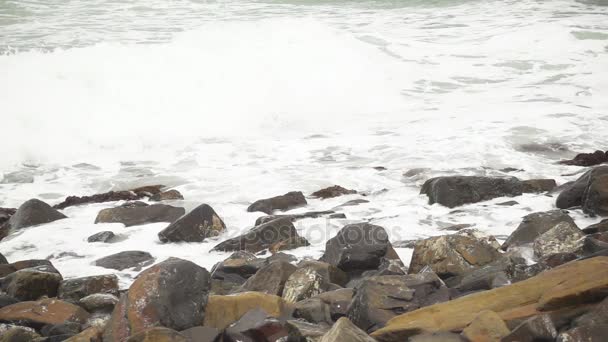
[180,326,221,342]
[1,267,63,301]
[54,185,164,210]
[559,150,608,167]
[41,322,81,337]
[212,218,303,254]
[556,166,608,215]
[583,169,608,216]
[247,191,307,215]
[408,233,501,279]
[158,204,225,243]
[0,326,42,341]
[347,274,450,333]
[293,288,354,324]
[282,267,331,303]
[582,219,608,234]
[95,204,185,227]
[87,231,116,243]
[409,332,466,342]
[209,252,264,295]
[371,256,608,341]
[255,210,335,226]
[103,258,210,340]
[0,295,18,309]
[0,299,89,327]
[126,327,188,342]
[238,260,296,296]
[533,222,585,258]
[0,259,57,278]
[203,292,292,330]
[297,260,349,287]
[462,310,510,342]
[6,199,66,230]
[63,326,103,342]
[311,185,357,199]
[269,236,310,253]
[557,324,608,342]
[79,293,119,313]
[502,210,577,251]
[320,223,399,275]
[58,274,119,303]
[286,320,330,342]
[502,314,557,342]
[420,176,523,208]
[522,179,557,193]
[452,256,527,292]
[224,308,289,341]
[150,189,184,202]
[95,251,154,271]
[319,317,376,342]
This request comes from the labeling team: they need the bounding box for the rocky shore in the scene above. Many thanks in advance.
[1,155,608,341]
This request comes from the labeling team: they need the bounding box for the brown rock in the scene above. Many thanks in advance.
[63,326,103,342]
[158,204,225,243]
[203,292,292,330]
[0,298,89,327]
[126,327,188,342]
[462,310,510,342]
[58,274,119,303]
[269,236,310,254]
[311,185,357,199]
[95,204,185,227]
[522,179,557,193]
[150,190,184,202]
[247,191,307,215]
[237,260,296,296]
[559,150,608,167]
[212,218,303,254]
[319,317,376,342]
[1,266,63,301]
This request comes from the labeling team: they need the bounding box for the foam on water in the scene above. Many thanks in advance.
[1,0,608,286]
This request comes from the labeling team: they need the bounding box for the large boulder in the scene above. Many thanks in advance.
[347,273,450,333]
[103,258,210,341]
[533,222,585,258]
[420,176,523,208]
[237,260,296,296]
[212,218,307,254]
[247,191,307,214]
[0,299,89,327]
[57,274,119,303]
[408,233,501,279]
[501,210,577,251]
[0,266,63,301]
[319,317,376,342]
[311,185,357,199]
[320,223,399,275]
[94,251,154,271]
[6,199,66,230]
[95,204,185,227]
[371,256,608,341]
[158,204,226,243]
[203,292,292,330]
[556,166,608,216]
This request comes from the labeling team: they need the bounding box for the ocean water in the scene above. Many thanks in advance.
[1,0,608,287]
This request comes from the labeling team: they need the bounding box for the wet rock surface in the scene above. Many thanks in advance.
[95,203,185,227]
[158,204,225,243]
[311,185,357,199]
[420,176,523,208]
[5,199,66,230]
[247,191,307,214]
[94,251,155,271]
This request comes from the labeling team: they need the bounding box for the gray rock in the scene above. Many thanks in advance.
[282,267,331,303]
[247,191,307,214]
[94,251,154,271]
[158,204,225,243]
[79,293,119,313]
[311,185,357,199]
[6,199,66,230]
[150,189,184,202]
[293,288,354,324]
[87,231,116,243]
[503,314,558,342]
[212,218,304,254]
[0,294,18,309]
[286,320,330,342]
[420,176,523,208]
[319,317,376,342]
[237,260,296,296]
[95,204,185,227]
[409,332,467,342]
[557,324,608,342]
[209,252,264,295]
[556,166,608,216]
[533,222,585,258]
[255,210,335,226]
[502,210,576,251]
[58,274,119,303]
[179,326,220,342]
[522,179,557,193]
[0,267,63,301]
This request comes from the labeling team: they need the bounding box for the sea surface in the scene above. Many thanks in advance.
[1,0,608,287]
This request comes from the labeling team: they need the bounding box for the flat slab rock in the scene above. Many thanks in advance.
[420,176,523,208]
[94,251,154,271]
[95,203,185,227]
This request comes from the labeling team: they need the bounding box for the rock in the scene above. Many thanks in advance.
[559,150,608,167]
[360,258,408,279]
[334,199,369,208]
[502,210,577,251]
[103,258,210,340]
[0,299,89,327]
[0,259,57,278]
[58,274,119,303]
[522,179,557,193]
[0,267,63,301]
[203,292,292,330]
[573,297,608,326]
[409,332,466,342]
[533,222,585,258]
[254,211,335,226]
[392,240,418,248]
[87,231,116,243]
[54,185,165,210]
[63,326,103,342]
[371,256,608,341]
[6,199,66,230]
[95,204,185,227]
[297,260,349,287]
[209,252,264,295]
[311,186,357,199]
[420,176,523,208]
[582,219,608,234]
[438,223,474,232]
[557,324,608,342]
[319,317,376,342]
[293,288,354,324]
[408,233,501,279]
[0,295,19,309]
[94,251,154,271]
[502,314,557,342]
[285,320,330,341]
[41,322,81,337]
[282,267,331,303]
[497,200,519,206]
[556,166,608,216]
[179,326,221,342]
[224,308,289,341]
[126,327,188,342]
[79,293,119,313]
[347,273,450,333]
[158,204,225,243]
[461,310,510,342]
[581,232,608,255]
[0,208,16,226]
[451,256,527,292]
[1,170,34,184]
[320,223,399,276]
[269,236,310,253]
[150,190,184,202]
[212,218,304,254]
[238,260,296,296]
[247,191,307,214]
[0,327,42,341]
